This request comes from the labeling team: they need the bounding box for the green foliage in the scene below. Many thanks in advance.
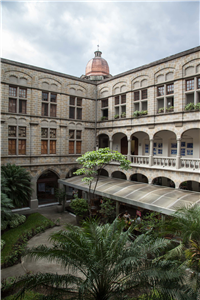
[166,106,174,112]
[185,102,195,111]
[7,219,196,300]
[114,114,119,119]
[194,102,200,111]
[166,204,200,245]
[99,197,116,223]
[70,197,89,216]
[1,164,32,208]
[55,188,66,205]
[158,107,164,113]
[1,213,54,268]
[121,112,126,117]
[133,110,148,117]
[5,291,42,300]
[137,212,165,238]
[74,148,131,201]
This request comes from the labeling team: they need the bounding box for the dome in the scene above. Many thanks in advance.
[85,50,110,77]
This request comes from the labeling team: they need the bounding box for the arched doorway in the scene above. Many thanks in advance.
[130,173,148,183]
[37,170,59,204]
[180,181,200,192]
[152,176,175,188]
[66,168,78,179]
[112,171,127,180]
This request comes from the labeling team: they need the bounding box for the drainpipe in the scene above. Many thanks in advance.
[95,85,97,150]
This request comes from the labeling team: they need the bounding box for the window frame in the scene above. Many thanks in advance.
[41,91,57,117]
[8,125,27,156]
[41,127,57,155]
[69,96,83,120]
[9,86,27,114]
[69,129,82,154]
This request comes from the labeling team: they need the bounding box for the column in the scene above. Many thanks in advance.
[149,139,153,166]
[109,138,113,151]
[116,201,119,217]
[194,77,197,105]
[176,138,181,169]
[128,139,131,161]
[29,177,38,209]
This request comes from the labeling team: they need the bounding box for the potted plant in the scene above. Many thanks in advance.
[55,188,66,213]
[133,110,141,118]
[114,114,119,119]
[158,107,164,113]
[141,110,148,115]
[194,103,200,111]
[121,112,126,118]
[185,102,195,111]
[166,106,174,112]
[101,116,108,121]
[70,197,89,225]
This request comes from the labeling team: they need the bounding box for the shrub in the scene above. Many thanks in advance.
[70,197,89,216]
[114,114,119,119]
[194,102,200,111]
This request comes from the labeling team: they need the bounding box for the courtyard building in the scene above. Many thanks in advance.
[1,46,200,213]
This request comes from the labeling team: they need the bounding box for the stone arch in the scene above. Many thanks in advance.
[112,81,127,94]
[131,75,148,90]
[67,84,86,97]
[5,70,32,85]
[154,67,174,84]
[182,58,200,76]
[37,168,61,204]
[179,180,200,192]
[97,169,109,177]
[112,132,128,154]
[112,171,127,180]
[152,176,175,188]
[98,133,109,148]
[66,167,78,178]
[130,173,148,183]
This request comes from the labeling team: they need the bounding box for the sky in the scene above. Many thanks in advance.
[1,1,200,78]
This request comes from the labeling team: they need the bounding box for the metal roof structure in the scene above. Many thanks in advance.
[59,176,200,216]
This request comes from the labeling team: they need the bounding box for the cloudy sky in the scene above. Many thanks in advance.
[1,1,200,77]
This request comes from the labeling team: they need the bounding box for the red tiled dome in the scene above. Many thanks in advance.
[85,50,110,76]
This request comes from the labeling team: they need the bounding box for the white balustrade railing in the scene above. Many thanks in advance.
[130,155,149,165]
[153,156,176,168]
[181,158,200,170]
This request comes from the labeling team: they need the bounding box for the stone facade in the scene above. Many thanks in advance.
[1,46,200,207]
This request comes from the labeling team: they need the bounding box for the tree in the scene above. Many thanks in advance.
[55,187,66,212]
[8,219,195,300]
[74,148,131,205]
[1,164,32,208]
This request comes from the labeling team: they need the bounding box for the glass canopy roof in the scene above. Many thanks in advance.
[59,176,200,216]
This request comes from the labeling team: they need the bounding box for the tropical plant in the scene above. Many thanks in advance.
[7,219,194,300]
[166,204,200,245]
[1,164,32,208]
[185,102,195,111]
[74,148,131,205]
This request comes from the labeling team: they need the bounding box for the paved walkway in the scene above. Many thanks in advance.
[1,206,77,280]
